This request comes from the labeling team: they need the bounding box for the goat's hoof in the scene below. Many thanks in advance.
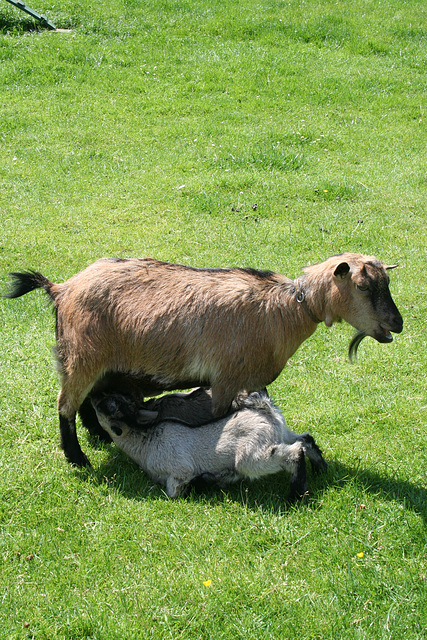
[312,459,328,474]
[66,452,92,468]
[288,484,309,504]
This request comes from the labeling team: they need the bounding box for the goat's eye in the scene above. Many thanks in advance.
[357,284,369,292]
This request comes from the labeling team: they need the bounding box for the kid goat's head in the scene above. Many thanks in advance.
[91,393,158,438]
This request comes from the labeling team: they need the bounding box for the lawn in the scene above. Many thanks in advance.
[0,0,426,638]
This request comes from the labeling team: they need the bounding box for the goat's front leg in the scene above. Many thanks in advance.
[165,476,191,498]
[210,384,238,419]
[266,442,308,502]
[280,424,328,475]
[288,447,308,502]
[298,433,328,474]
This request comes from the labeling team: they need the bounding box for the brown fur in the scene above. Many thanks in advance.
[5,253,402,466]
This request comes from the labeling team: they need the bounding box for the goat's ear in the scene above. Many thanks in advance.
[136,409,159,425]
[95,396,120,414]
[333,262,351,279]
[385,263,399,270]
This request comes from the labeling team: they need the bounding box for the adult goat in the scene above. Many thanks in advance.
[4,253,403,467]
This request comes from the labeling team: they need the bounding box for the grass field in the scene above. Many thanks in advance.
[1,0,426,638]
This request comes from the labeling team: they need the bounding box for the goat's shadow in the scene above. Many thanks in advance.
[77,441,427,521]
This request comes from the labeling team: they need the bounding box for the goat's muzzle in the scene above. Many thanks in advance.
[349,313,403,362]
[374,312,403,344]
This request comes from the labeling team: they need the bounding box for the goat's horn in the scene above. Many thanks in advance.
[385,264,399,270]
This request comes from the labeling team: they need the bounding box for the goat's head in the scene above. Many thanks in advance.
[334,254,403,359]
[91,393,158,437]
[305,253,403,360]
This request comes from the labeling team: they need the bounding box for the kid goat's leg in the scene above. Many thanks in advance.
[281,425,328,474]
[272,442,308,502]
[298,434,328,474]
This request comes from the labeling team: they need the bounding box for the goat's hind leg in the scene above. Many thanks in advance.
[59,413,91,467]
[58,384,92,467]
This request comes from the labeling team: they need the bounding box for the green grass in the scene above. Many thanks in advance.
[1,0,426,637]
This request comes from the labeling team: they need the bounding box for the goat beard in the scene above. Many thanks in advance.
[348,331,366,363]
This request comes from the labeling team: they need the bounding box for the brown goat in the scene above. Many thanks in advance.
[5,253,403,467]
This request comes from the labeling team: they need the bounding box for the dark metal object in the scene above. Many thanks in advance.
[4,0,56,30]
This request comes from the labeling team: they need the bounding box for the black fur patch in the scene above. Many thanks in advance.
[78,398,112,443]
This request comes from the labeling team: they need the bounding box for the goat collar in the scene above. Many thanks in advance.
[294,285,322,324]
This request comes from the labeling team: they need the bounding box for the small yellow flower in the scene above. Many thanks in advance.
[203,580,212,587]
[356,552,364,559]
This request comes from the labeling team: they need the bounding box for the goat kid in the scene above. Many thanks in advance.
[81,386,217,443]
[4,253,403,467]
[91,389,328,501]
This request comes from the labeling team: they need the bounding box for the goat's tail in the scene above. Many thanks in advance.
[4,270,55,302]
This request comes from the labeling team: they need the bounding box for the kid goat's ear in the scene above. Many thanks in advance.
[136,409,159,425]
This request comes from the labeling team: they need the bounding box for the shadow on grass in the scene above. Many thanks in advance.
[0,14,42,33]
[324,460,427,519]
[0,5,59,33]
[76,443,427,521]
[0,15,47,34]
